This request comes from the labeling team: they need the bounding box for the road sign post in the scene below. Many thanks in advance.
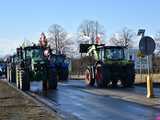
[137,29,145,83]
[139,36,156,98]
[146,55,154,98]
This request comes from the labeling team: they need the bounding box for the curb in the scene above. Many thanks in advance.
[82,88,160,110]
[3,80,79,120]
[1,80,63,120]
[27,91,80,120]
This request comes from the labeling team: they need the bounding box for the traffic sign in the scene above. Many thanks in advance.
[139,36,156,55]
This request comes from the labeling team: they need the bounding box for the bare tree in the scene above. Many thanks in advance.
[109,27,135,48]
[48,24,67,54]
[48,24,77,57]
[78,20,106,44]
[62,33,78,57]
[154,32,160,56]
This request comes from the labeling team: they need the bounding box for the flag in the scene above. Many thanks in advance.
[39,32,47,47]
[96,34,101,44]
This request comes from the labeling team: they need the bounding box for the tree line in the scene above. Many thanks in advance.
[47,20,160,74]
[47,20,160,58]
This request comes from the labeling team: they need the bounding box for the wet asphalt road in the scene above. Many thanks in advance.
[30,80,160,120]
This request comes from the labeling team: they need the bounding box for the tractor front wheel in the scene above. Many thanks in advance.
[85,68,95,86]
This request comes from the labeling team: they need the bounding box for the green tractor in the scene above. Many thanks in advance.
[7,54,17,83]
[15,45,57,91]
[80,44,135,88]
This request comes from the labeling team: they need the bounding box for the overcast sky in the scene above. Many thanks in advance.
[0,0,160,56]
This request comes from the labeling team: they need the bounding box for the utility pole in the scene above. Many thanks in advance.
[96,21,98,37]
[137,29,145,82]
[55,34,58,54]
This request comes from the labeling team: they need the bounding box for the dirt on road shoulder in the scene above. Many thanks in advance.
[0,80,62,120]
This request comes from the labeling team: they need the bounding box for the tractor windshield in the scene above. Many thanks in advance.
[31,48,44,61]
[55,55,65,64]
[104,48,124,60]
[12,55,18,63]
[50,54,65,65]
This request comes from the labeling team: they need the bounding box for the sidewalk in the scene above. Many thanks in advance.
[69,75,84,80]
[83,88,160,109]
[0,80,62,120]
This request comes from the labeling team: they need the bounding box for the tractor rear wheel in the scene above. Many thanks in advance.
[11,67,16,83]
[7,66,11,82]
[122,64,135,87]
[48,69,57,89]
[121,79,127,87]
[16,65,30,91]
[63,69,69,81]
[16,66,20,89]
[126,70,135,87]
[58,69,63,81]
[19,69,30,91]
[59,69,69,81]
[85,68,95,86]
[42,79,48,91]
[95,65,105,88]
[112,80,118,88]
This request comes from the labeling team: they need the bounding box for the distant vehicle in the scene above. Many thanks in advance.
[7,55,17,82]
[0,67,2,76]
[79,44,135,88]
[50,54,70,81]
[0,63,7,76]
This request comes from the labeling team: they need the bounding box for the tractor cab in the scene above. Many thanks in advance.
[98,46,125,61]
[17,46,47,62]
[7,54,18,83]
[17,46,51,70]
[79,44,125,61]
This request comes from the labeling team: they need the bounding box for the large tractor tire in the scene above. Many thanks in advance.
[7,66,11,82]
[126,64,135,87]
[16,66,20,89]
[48,68,57,89]
[112,80,118,88]
[57,68,63,81]
[42,79,48,91]
[85,68,95,86]
[58,69,68,81]
[101,64,112,88]
[121,64,135,87]
[19,69,30,91]
[11,67,16,83]
[62,69,69,81]
[16,66,30,91]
